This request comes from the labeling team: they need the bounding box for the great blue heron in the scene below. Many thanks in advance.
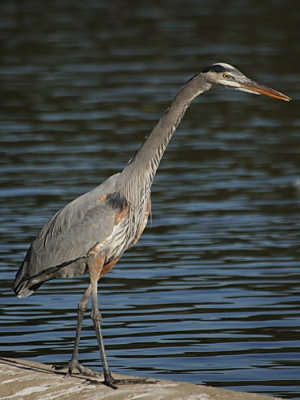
[13,63,290,388]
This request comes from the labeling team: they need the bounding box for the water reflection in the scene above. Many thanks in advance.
[1,0,300,398]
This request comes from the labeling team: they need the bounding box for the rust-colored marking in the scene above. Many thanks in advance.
[100,257,120,277]
[88,253,105,282]
[97,194,107,202]
[115,203,129,225]
[87,245,99,257]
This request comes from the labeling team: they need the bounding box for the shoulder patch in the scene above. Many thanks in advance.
[106,192,128,211]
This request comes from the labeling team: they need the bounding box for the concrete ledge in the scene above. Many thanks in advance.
[0,358,282,400]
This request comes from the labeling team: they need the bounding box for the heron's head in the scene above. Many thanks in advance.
[201,62,291,101]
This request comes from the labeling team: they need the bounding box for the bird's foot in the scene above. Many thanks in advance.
[68,359,101,378]
[103,373,157,389]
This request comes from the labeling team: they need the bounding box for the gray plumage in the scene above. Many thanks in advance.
[14,174,122,295]
[13,63,290,387]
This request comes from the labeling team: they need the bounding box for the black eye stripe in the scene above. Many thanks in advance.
[202,64,228,73]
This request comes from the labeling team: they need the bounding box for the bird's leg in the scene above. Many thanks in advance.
[66,283,100,377]
[90,275,118,387]
[89,256,156,389]
[91,283,156,388]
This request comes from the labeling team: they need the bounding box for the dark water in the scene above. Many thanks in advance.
[1,1,300,398]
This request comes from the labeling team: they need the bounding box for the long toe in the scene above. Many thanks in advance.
[114,377,157,385]
[103,373,118,389]
[103,375,157,388]
[67,360,100,378]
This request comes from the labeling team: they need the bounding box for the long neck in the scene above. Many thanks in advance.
[118,73,211,203]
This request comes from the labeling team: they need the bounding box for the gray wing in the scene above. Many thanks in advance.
[14,173,123,296]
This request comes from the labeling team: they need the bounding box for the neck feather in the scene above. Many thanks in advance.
[118,73,211,203]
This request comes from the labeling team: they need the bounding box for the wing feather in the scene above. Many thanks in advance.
[14,173,122,295]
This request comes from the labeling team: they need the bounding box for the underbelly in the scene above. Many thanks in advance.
[101,199,151,276]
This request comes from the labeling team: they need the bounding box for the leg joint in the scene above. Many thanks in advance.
[78,296,89,312]
[91,308,102,323]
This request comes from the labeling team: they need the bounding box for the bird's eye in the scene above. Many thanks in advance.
[222,73,231,79]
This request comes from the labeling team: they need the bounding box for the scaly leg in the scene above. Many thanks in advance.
[90,278,117,387]
[90,278,155,388]
[66,283,99,377]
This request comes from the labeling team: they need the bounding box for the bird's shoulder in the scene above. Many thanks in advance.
[40,173,127,238]
[29,173,130,269]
